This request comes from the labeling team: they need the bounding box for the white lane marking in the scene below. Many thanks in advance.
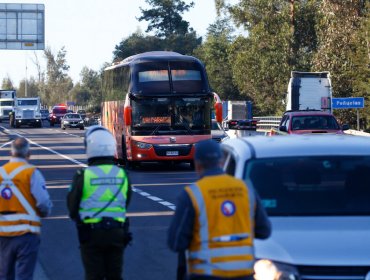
[47,185,69,189]
[0,141,12,148]
[133,187,177,210]
[1,126,182,211]
[44,211,174,220]
[0,126,87,168]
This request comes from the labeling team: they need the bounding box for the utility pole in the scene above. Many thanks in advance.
[25,53,28,97]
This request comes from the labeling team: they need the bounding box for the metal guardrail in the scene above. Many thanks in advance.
[253,116,281,131]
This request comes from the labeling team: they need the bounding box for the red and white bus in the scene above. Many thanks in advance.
[102,51,222,166]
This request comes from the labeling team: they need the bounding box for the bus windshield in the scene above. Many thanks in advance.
[131,97,211,135]
[133,61,208,95]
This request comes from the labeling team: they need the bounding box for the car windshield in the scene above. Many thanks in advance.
[53,108,67,114]
[17,100,37,106]
[291,115,339,130]
[244,156,370,216]
[65,114,80,119]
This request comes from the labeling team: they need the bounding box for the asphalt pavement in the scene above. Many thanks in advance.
[0,121,198,280]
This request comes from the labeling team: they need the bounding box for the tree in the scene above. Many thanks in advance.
[138,0,194,38]
[113,31,164,61]
[313,0,369,128]
[17,77,39,97]
[195,18,240,100]
[43,46,73,105]
[1,76,15,90]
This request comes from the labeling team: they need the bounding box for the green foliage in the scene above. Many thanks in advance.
[17,77,39,97]
[113,31,164,61]
[195,18,240,100]
[1,76,15,90]
[138,0,194,38]
[43,46,73,105]
[312,0,369,128]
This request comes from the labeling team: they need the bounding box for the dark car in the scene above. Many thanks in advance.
[50,106,67,126]
[235,119,258,131]
[211,120,229,143]
[61,113,84,130]
[77,109,87,120]
[277,110,348,134]
[40,109,49,120]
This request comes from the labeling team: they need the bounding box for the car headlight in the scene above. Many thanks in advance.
[79,120,84,124]
[134,141,152,149]
[63,120,69,124]
[254,260,299,280]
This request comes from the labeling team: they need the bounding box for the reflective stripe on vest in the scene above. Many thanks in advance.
[187,183,255,276]
[0,164,41,234]
[79,165,128,223]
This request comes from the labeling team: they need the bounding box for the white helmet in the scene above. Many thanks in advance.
[85,125,117,159]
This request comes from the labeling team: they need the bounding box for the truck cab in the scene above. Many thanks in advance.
[13,97,42,128]
[0,90,15,122]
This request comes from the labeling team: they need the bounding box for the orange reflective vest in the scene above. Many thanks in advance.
[185,174,255,278]
[0,161,41,236]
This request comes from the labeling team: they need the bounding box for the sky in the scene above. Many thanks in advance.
[0,0,219,86]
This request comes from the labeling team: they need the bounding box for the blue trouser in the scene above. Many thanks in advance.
[0,233,40,280]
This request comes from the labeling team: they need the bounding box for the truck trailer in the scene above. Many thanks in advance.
[286,71,332,113]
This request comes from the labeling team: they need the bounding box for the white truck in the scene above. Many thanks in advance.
[222,101,257,130]
[13,97,42,128]
[0,90,15,122]
[286,71,332,112]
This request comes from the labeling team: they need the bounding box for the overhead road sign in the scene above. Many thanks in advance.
[332,97,364,109]
[0,3,45,50]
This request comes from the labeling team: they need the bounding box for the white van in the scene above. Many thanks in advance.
[286,72,332,113]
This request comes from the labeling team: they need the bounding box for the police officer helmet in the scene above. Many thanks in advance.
[84,125,116,159]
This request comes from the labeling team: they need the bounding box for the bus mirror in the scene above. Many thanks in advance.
[124,107,132,126]
[215,103,222,123]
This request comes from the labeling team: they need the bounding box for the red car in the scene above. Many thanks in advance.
[278,110,348,134]
[49,105,67,127]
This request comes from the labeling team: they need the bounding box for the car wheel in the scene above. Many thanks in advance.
[62,126,65,130]
[80,126,84,130]
[50,123,54,127]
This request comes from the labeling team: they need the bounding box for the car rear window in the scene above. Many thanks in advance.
[244,156,370,216]
[53,108,67,114]
[291,115,339,130]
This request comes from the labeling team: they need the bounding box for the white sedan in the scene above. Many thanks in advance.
[221,135,370,280]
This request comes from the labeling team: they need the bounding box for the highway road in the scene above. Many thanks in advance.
[0,121,197,280]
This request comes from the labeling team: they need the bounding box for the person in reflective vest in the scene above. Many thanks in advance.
[67,126,132,280]
[168,139,271,280]
[0,137,52,280]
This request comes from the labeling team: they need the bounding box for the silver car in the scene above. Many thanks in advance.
[61,113,84,130]
[222,135,370,280]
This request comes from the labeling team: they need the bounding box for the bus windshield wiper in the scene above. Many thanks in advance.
[176,122,193,135]
[151,124,168,135]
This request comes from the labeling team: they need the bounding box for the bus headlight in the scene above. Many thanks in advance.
[254,260,299,280]
[133,141,152,149]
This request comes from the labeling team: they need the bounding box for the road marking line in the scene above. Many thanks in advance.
[133,187,176,210]
[0,126,87,168]
[1,126,180,212]
[47,185,69,189]
[0,141,12,148]
[44,211,174,220]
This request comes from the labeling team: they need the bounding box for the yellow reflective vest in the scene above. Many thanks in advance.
[185,174,255,278]
[0,162,41,236]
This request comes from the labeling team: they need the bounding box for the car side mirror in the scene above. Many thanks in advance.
[279,125,287,132]
[342,124,349,131]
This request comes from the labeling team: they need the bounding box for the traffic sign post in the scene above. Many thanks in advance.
[332,97,365,131]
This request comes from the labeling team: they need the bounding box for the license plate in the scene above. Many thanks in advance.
[71,124,77,126]
[166,151,179,156]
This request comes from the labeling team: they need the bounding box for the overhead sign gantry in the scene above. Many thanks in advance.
[0,3,44,50]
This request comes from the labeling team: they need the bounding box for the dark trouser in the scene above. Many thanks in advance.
[0,233,40,280]
[79,227,126,280]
